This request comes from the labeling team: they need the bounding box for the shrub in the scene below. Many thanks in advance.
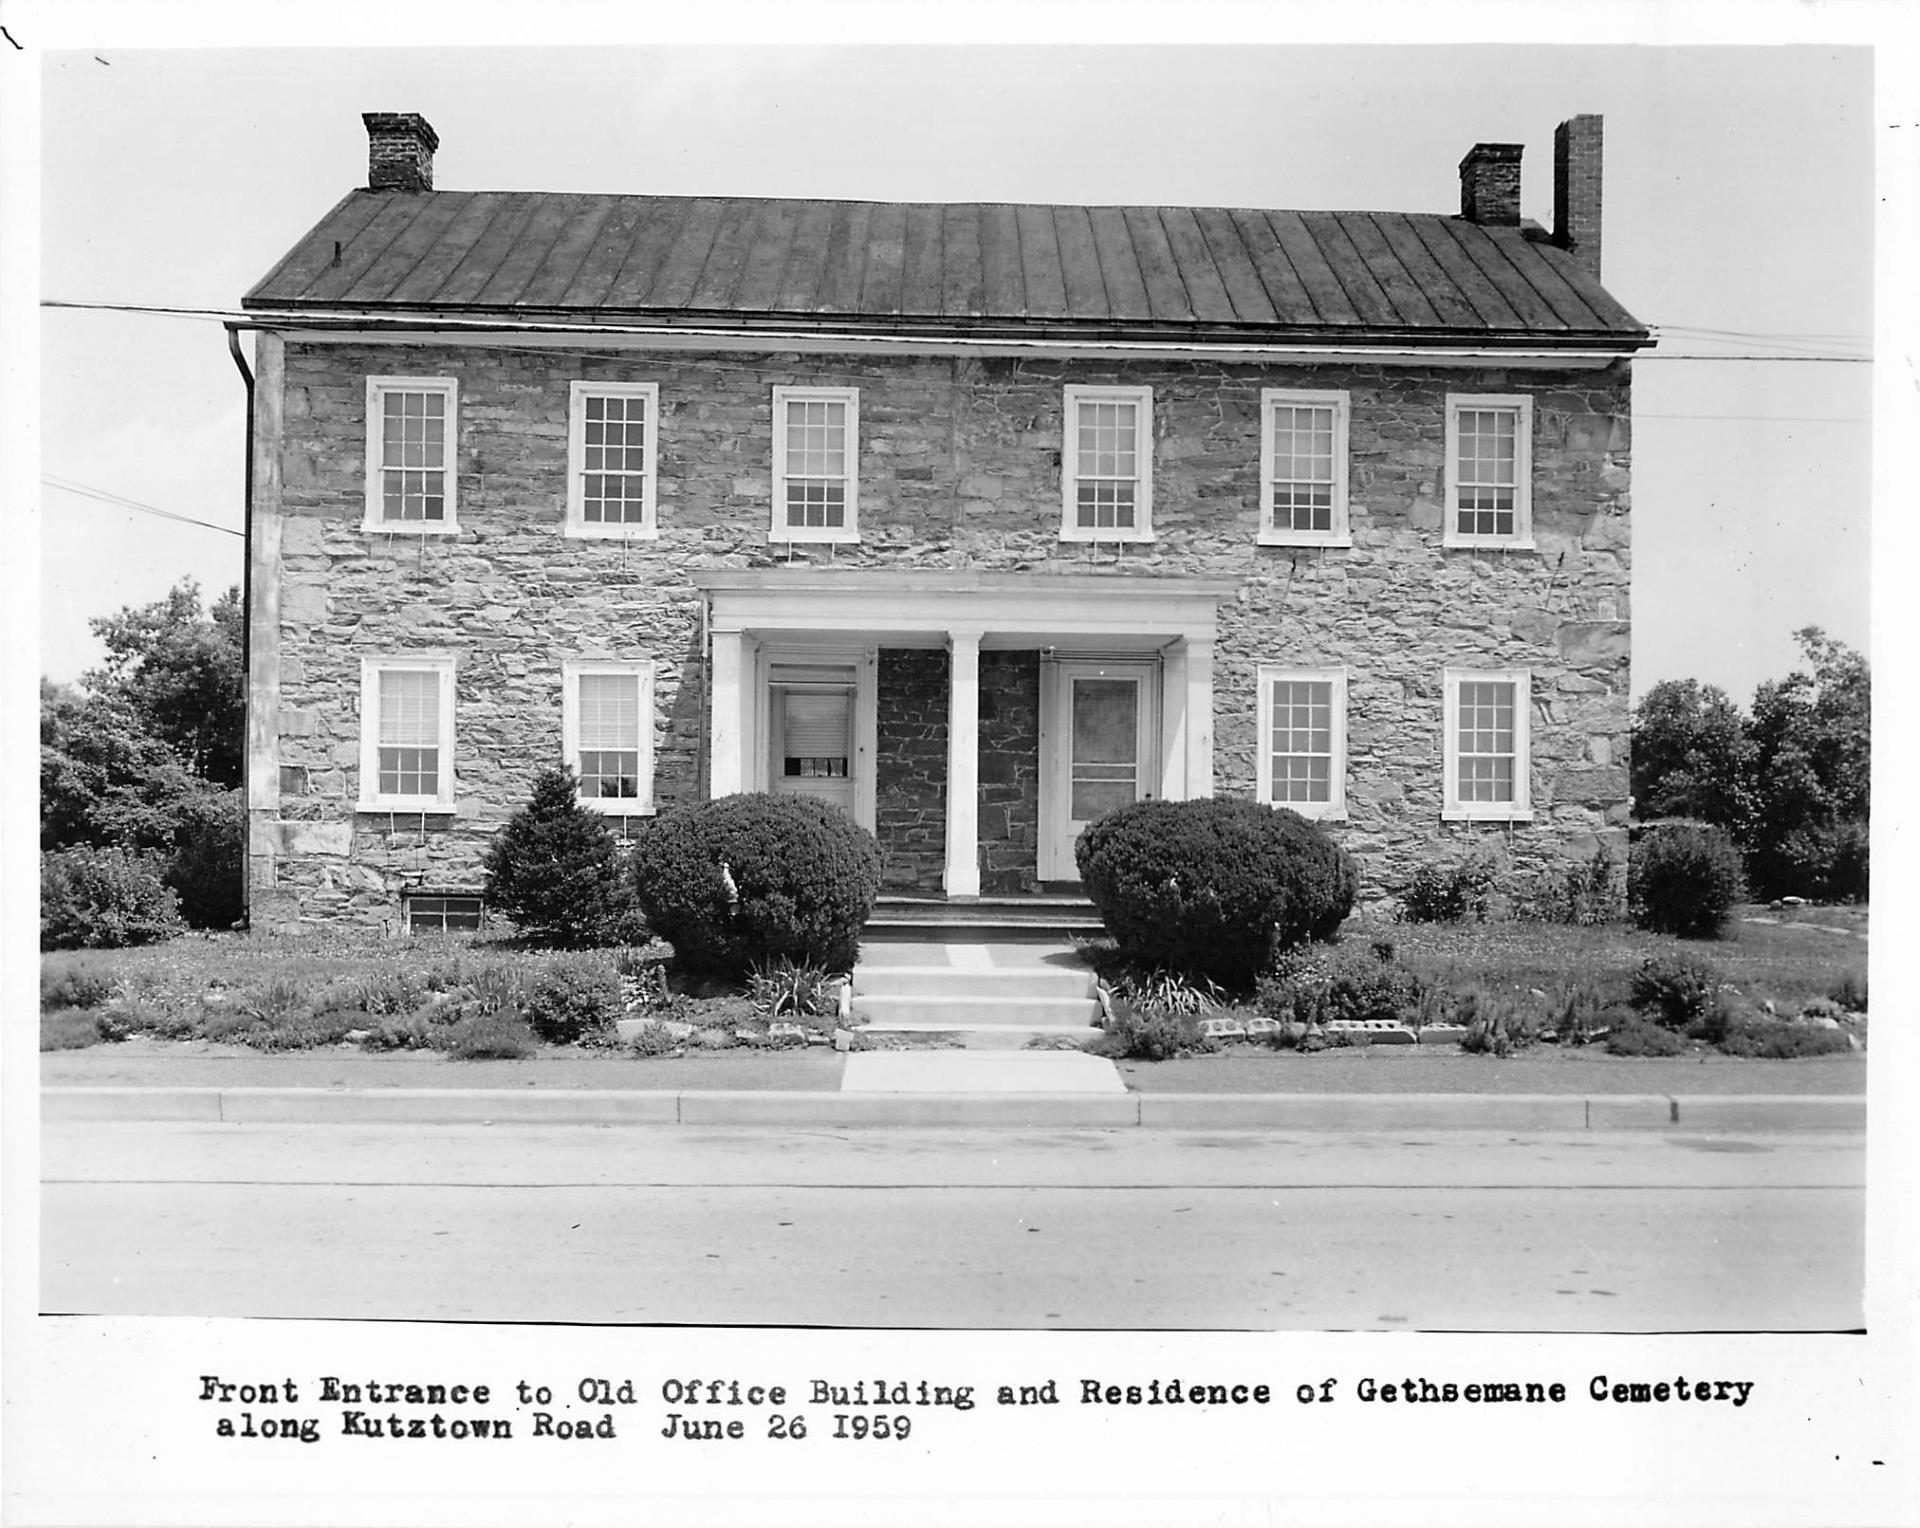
[1629,954,1721,1030]
[357,1011,437,1051]
[40,847,186,950]
[748,958,842,1021]
[165,787,245,929]
[41,957,118,1011]
[1090,1004,1213,1061]
[1545,981,1615,1045]
[1455,990,1540,1056]
[631,793,882,978]
[1755,820,1870,905]
[1828,973,1867,1012]
[1397,850,1499,924]
[1073,798,1357,985]
[1519,848,1622,926]
[438,1010,540,1060]
[1605,1014,1686,1057]
[522,954,623,1045]
[1629,823,1745,938]
[355,967,433,1017]
[483,766,639,948]
[1719,1016,1854,1059]
[1257,941,1422,1029]
[41,1012,106,1050]
[629,1021,683,1058]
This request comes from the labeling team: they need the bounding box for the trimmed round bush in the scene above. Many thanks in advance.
[1073,798,1358,985]
[631,793,882,978]
[40,846,185,950]
[1629,822,1745,938]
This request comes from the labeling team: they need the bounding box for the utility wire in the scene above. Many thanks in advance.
[42,475,244,538]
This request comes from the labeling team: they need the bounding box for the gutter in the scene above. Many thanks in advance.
[225,324,254,930]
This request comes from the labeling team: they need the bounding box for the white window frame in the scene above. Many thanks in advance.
[770,386,860,544]
[1256,665,1348,820]
[1443,393,1534,549]
[562,659,657,815]
[363,377,459,535]
[357,655,457,812]
[566,382,660,539]
[1061,384,1154,543]
[1442,667,1534,822]
[1258,389,1351,547]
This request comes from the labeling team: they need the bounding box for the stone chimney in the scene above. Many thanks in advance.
[363,112,439,193]
[1459,141,1523,226]
[1554,114,1604,279]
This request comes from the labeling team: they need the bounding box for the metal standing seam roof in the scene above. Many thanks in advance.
[244,189,1650,347]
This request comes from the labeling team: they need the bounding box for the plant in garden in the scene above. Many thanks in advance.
[1089,1004,1214,1062]
[748,958,842,1020]
[40,846,186,950]
[1518,847,1622,926]
[1396,849,1501,924]
[40,957,119,1011]
[522,953,623,1044]
[1455,989,1539,1056]
[1628,822,1745,938]
[631,793,882,978]
[1628,953,1721,1029]
[1604,1014,1686,1057]
[483,767,639,948]
[629,1021,683,1058]
[438,1010,540,1060]
[1256,941,1422,1029]
[1073,798,1357,985]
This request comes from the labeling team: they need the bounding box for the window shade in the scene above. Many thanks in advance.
[577,673,639,749]
[379,670,440,746]
[782,689,851,757]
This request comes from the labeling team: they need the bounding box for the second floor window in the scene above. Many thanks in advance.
[1062,385,1153,541]
[1260,390,1350,546]
[364,378,457,533]
[772,387,858,542]
[1445,394,1534,548]
[568,383,659,537]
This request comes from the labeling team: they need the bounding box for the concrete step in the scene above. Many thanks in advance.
[854,964,1095,999]
[853,994,1103,1028]
[865,896,1104,940]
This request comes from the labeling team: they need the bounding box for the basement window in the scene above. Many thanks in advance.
[405,893,484,934]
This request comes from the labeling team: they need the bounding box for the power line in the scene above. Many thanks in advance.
[42,476,243,538]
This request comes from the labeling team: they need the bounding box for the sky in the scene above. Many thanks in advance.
[27,41,1880,711]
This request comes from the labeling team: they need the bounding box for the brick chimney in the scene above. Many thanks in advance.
[1459,141,1523,226]
[363,112,438,193]
[1554,114,1604,279]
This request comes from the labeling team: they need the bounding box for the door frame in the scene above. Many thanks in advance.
[753,645,879,831]
[1036,656,1160,881]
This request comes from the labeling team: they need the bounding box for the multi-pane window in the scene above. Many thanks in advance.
[365,378,457,532]
[1445,394,1533,546]
[1256,666,1347,819]
[359,657,456,809]
[1260,390,1350,545]
[771,387,858,541]
[563,661,654,814]
[568,383,658,536]
[1444,668,1532,820]
[406,895,484,934]
[1062,386,1153,541]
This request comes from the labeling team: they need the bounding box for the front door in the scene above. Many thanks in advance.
[769,668,857,816]
[1038,659,1158,881]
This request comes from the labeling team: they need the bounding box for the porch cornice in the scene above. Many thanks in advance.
[690,570,1240,599]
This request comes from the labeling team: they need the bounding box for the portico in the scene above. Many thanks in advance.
[693,571,1234,896]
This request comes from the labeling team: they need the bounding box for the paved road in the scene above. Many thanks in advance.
[41,1122,1863,1330]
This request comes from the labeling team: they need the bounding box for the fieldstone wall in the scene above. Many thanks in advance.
[256,339,1632,928]
[873,649,947,892]
[979,651,1042,894]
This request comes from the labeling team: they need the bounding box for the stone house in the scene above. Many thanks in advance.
[237,111,1646,934]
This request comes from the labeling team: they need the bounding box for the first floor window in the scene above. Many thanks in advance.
[365,377,458,533]
[772,387,858,541]
[359,656,457,810]
[1062,385,1153,541]
[1443,668,1533,820]
[1256,666,1347,819]
[1444,394,1533,547]
[568,382,658,536]
[1259,390,1350,545]
[563,660,655,813]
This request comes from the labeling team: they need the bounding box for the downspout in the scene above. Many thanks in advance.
[226,325,255,929]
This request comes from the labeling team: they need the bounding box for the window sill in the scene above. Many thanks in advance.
[1273,804,1347,822]
[1258,532,1352,550]
[565,523,659,541]
[357,801,457,816]
[1442,537,1537,553]
[361,520,461,537]
[768,529,861,545]
[1058,528,1155,545]
[1441,806,1535,823]
[580,799,658,817]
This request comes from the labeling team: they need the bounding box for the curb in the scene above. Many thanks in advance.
[41,1086,1866,1132]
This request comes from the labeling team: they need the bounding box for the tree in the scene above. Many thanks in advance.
[1630,679,1757,832]
[1744,628,1870,900]
[482,767,633,948]
[41,580,247,933]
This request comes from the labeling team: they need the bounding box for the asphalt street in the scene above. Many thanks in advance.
[41,1122,1864,1330]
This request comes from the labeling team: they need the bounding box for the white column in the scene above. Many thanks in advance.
[709,627,746,798]
[1185,636,1215,797]
[1160,642,1190,800]
[944,628,983,897]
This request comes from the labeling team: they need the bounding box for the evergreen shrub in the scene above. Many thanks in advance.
[1073,798,1357,985]
[482,767,639,948]
[40,846,186,950]
[1629,822,1745,938]
[631,793,882,978]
